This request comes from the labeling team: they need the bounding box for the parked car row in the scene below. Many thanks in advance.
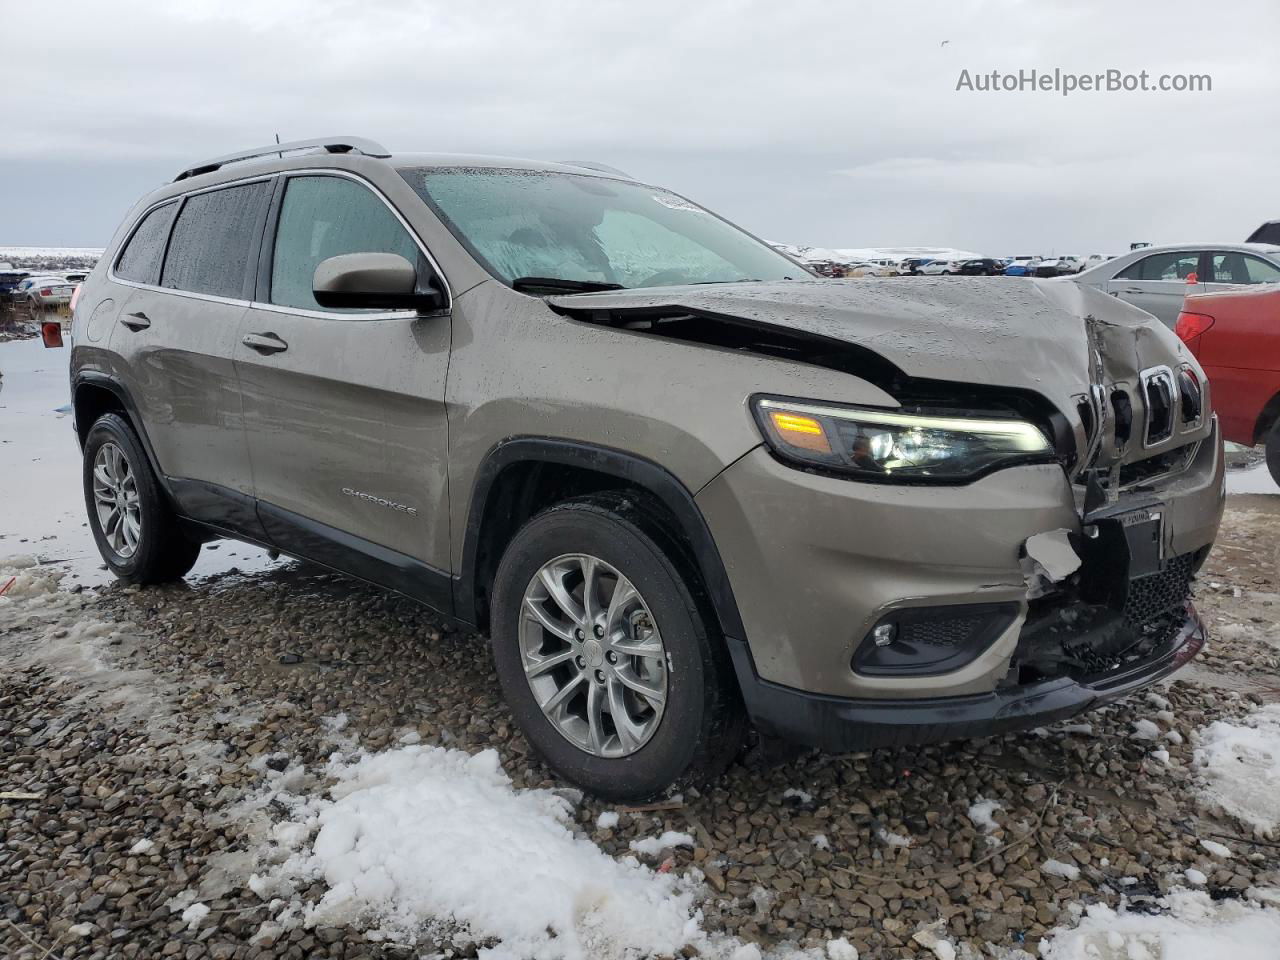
[895,254,1113,278]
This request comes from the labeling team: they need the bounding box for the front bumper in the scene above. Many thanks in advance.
[696,418,1223,747]
[725,601,1206,751]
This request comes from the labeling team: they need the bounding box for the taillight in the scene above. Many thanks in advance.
[40,287,52,296]
[1175,311,1215,345]
[70,284,82,313]
[41,321,64,348]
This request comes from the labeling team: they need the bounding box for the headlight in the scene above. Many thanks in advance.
[752,396,1053,482]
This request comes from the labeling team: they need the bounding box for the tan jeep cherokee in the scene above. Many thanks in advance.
[66,136,1223,799]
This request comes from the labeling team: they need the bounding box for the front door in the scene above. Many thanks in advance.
[235,172,453,610]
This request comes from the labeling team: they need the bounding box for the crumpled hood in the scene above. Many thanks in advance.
[551,277,1205,466]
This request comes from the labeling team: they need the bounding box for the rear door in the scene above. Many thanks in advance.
[235,171,453,608]
[110,178,272,531]
[1106,249,1206,327]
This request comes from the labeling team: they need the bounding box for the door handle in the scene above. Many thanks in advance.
[242,332,289,354]
[121,311,150,331]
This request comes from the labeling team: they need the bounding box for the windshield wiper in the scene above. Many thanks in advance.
[512,277,626,294]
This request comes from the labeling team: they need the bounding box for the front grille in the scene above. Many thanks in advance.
[1123,552,1196,637]
[1142,368,1175,446]
[1017,550,1200,683]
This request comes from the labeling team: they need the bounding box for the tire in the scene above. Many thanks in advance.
[83,413,201,584]
[490,493,745,801]
[1265,423,1280,488]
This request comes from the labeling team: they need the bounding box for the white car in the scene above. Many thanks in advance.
[918,260,959,275]
[1073,241,1280,327]
[1083,254,1112,269]
[14,275,77,321]
[847,262,899,277]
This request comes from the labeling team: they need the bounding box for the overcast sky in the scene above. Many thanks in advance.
[4,0,1277,253]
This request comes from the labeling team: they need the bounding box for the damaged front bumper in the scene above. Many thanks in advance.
[696,417,1223,751]
[724,601,1206,752]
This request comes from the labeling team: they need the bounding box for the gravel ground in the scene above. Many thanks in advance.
[2,495,1279,960]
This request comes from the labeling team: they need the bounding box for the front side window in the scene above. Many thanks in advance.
[161,182,271,298]
[1116,251,1201,282]
[269,175,423,312]
[403,167,801,290]
[115,201,177,284]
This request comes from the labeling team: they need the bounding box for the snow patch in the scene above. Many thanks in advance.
[1194,704,1280,836]
[595,811,620,830]
[967,798,1002,833]
[1039,887,1280,959]
[877,827,912,848]
[1132,718,1162,740]
[629,831,695,857]
[244,742,817,959]
[181,902,210,929]
[1042,859,1081,881]
[1200,838,1234,859]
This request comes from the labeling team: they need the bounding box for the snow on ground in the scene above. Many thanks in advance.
[966,798,1001,838]
[1226,462,1280,496]
[1037,888,1280,960]
[0,245,104,260]
[1194,704,1280,837]
[242,741,839,960]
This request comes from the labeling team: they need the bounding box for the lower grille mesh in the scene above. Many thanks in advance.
[1123,552,1196,638]
[900,615,987,648]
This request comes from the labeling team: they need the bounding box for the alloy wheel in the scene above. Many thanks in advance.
[519,553,668,758]
[91,441,142,558]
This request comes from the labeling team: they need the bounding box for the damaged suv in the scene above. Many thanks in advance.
[68,137,1223,799]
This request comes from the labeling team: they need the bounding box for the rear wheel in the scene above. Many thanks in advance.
[490,493,744,800]
[1265,422,1280,488]
[83,414,201,583]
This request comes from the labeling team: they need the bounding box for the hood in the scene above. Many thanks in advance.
[550,277,1209,471]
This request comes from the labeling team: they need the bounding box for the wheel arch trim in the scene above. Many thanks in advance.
[72,372,174,501]
[455,437,748,642]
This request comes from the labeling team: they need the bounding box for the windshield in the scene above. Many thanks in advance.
[401,167,803,290]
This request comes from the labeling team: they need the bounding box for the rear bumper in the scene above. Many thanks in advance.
[727,601,1206,752]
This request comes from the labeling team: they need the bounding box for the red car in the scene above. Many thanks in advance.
[1177,284,1280,481]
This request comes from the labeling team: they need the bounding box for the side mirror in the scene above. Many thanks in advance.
[312,253,445,311]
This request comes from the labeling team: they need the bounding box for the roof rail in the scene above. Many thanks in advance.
[559,160,633,179]
[173,136,392,182]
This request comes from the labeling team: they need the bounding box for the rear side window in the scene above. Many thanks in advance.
[115,201,177,284]
[269,175,422,312]
[1210,252,1280,284]
[1115,251,1201,282]
[160,182,271,298]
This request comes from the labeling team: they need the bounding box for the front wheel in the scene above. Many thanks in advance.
[83,414,201,583]
[490,494,745,800]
